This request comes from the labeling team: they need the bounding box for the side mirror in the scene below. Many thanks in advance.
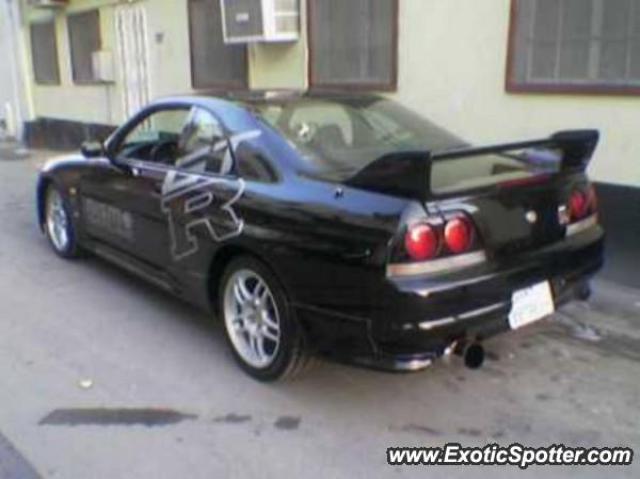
[81,141,104,158]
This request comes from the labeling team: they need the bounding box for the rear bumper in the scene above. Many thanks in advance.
[297,224,604,371]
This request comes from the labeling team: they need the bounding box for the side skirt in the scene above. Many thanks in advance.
[85,239,177,294]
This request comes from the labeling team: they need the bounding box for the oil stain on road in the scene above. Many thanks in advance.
[212,413,252,424]
[39,408,197,427]
[274,416,301,431]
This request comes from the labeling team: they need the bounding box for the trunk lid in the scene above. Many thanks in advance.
[435,179,572,260]
[346,130,599,261]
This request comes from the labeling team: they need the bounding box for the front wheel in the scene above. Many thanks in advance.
[219,256,311,381]
[44,185,81,258]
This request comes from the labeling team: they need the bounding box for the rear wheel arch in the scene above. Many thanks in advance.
[37,177,53,230]
[216,253,312,381]
[207,244,289,315]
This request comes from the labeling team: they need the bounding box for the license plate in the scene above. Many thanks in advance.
[508,281,555,330]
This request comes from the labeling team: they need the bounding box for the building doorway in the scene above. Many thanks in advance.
[116,4,151,119]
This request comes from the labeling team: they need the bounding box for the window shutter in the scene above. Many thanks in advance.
[30,21,61,85]
[310,0,397,89]
[68,10,101,84]
[509,0,640,92]
[188,0,247,89]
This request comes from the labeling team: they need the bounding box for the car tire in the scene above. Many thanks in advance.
[219,256,311,381]
[43,184,81,259]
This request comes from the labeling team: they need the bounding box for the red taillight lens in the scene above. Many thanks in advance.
[569,190,589,221]
[444,217,474,254]
[404,223,439,261]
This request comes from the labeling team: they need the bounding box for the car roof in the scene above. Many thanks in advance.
[153,90,384,109]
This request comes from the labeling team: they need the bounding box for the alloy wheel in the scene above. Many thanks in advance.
[45,188,70,253]
[223,269,281,369]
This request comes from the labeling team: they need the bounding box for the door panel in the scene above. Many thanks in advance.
[80,105,237,272]
[80,107,193,268]
[80,160,137,250]
[79,160,171,267]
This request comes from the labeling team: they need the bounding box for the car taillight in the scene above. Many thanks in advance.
[404,223,439,261]
[404,215,478,261]
[569,190,589,221]
[569,185,598,222]
[444,217,474,254]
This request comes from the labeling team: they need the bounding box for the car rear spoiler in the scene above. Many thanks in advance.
[345,130,599,201]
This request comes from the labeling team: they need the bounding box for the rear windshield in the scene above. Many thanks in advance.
[431,150,562,195]
[245,96,464,180]
[246,96,561,192]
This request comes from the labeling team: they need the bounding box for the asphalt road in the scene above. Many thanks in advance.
[1,149,639,478]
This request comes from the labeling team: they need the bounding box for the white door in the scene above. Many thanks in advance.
[116,4,151,119]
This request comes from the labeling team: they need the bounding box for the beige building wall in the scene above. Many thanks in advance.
[22,0,306,122]
[25,0,123,125]
[393,0,640,187]
[24,0,195,125]
[21,0,638,187]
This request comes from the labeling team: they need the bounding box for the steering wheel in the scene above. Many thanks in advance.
[149,140,177,165]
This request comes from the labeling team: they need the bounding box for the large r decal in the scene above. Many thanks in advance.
[161,172,245,260]
[160,129,261,260]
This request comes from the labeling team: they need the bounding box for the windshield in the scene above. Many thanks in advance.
[245,96,465,180]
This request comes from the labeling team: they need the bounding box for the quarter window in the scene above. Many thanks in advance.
[508,0,640,93]
[176,108,230,175]
[309,0,398,90]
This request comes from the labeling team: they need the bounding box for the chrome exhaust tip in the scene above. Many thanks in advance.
[452,341,485,370]
[577,282,592,301]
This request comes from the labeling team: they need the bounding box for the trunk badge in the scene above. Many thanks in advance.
[525,210,538,224]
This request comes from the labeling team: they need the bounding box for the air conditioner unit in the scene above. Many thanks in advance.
[28,0,69,8]
[220,0,300,44]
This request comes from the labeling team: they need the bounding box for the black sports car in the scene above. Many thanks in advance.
[36,92,604,380]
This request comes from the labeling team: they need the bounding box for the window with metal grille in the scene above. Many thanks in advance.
[309,0,398,90]
[30,21,61,85]
[188,0,248,89]
[67,10,101,84]
[508,0,640,93]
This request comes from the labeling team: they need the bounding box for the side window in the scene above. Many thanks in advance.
[175,108,229,174]
[118,108,191,165]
